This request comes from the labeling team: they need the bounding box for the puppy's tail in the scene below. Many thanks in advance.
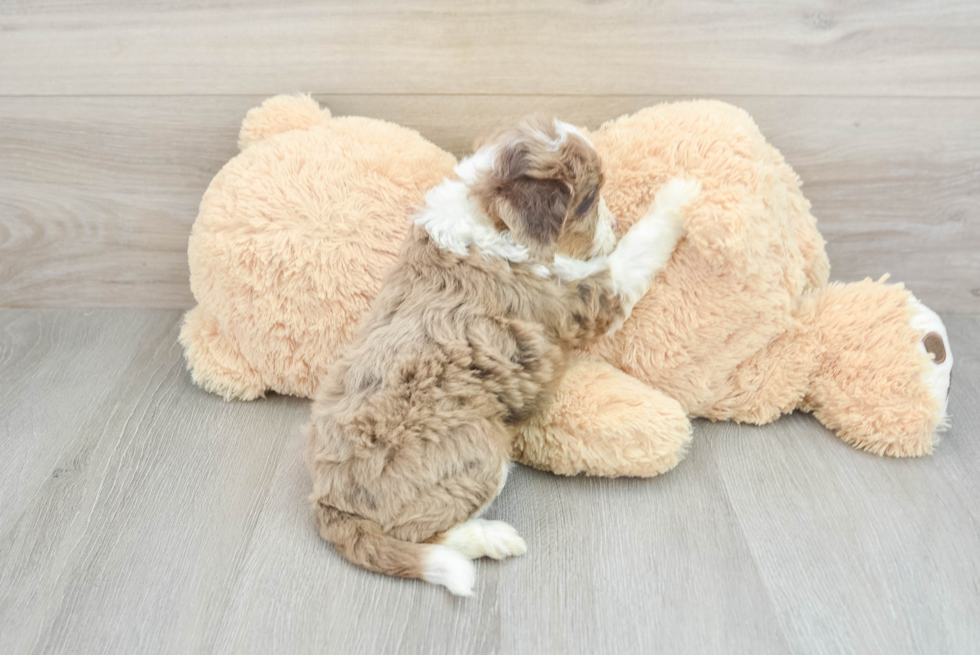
[314,503,476,596]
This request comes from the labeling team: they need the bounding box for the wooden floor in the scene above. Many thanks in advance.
[1,309,978,654]
[2,1,979,653]
[1,2,978,312]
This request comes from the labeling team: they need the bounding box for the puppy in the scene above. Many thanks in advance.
[304,115,699,596]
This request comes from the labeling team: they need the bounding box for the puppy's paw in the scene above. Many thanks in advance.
[626,177,698,250]
[476,520,528,560]
[440,519,528,560]
[610,178,698,309]
[424,545,477,596]
[651,178,701,215]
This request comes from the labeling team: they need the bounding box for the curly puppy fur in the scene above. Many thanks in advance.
[304,116,697,595]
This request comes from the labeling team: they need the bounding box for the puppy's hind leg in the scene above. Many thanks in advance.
[437,519,528,560]
[434,463,526,561]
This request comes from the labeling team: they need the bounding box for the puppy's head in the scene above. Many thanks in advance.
[468,116,617,261]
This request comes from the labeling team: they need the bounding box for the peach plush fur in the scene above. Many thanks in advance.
[181,95,949,477]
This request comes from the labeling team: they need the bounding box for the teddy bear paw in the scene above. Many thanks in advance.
[908,294,953,425]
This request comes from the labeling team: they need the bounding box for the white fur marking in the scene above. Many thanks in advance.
[454,146,497,185]
[608,178,698,317]
[440,519,528,561]
[547,197,616,281]
[531,264,552,278]
[499,461,511,491]
[423,545,476,596]
[590,196,618,258]
[554,120,591,147]
[551,254,609,282]
[473,462,512,518]
[415,155,529,263]
[907,295,953,428]
[525,119,591,153]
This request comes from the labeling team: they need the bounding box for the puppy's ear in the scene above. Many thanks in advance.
[498,176,571,250]
[476,138,572,257]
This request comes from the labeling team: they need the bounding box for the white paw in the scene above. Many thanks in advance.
[423,545,476,597]
[440,519,528,561]
[630,177,698,247]
[608,178,698,313]
[651,178,702,214]
[908,295,953,427]
[477,521,528,560]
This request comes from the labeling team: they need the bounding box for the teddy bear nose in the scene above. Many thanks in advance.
[923,332,947,364]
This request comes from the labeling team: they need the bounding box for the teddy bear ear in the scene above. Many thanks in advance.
[237,94,331,151]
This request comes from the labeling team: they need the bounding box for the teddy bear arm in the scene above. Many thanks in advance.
[514,358,692,477]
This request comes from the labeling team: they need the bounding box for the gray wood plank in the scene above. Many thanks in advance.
[2,95,978,312]
[0,310,175,537]
[0,96,245,309]
[1,0,977,650]
[705,314,980,655]
[1,0,978,97]
[209,432,790,655]
[0,310,303,653]
[1,310,977,654]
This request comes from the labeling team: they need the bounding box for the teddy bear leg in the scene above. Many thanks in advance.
[237,94,331,150]
[802,280,953,457]
[178,307,267,401]
[514,358,692,477]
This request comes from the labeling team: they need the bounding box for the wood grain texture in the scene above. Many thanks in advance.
[0,310,308,654]
[0,97,246,309]
[1,1,977,650]
[1,0,978,97]
[0,310,978,654]
[1,95,978,311]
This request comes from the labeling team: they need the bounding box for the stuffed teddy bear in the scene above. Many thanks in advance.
[181,94,953,478]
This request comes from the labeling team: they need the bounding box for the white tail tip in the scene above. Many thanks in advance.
[423,545,477,596]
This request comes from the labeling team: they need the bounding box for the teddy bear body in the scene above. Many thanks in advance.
[181,95,953,478]
[182,98,456,401]
[568,103,950,458]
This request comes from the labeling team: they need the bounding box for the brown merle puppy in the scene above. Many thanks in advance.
[304,115,699,595]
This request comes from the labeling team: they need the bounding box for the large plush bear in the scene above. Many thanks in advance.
[180,94,953,477]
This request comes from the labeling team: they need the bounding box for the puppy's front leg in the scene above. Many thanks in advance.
[608,178,700,317]
[552,177,699,344]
